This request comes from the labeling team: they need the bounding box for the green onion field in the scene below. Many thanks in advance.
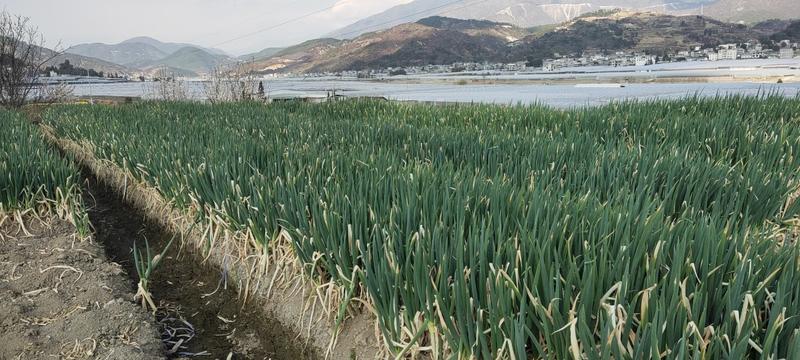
[44,97,800,358]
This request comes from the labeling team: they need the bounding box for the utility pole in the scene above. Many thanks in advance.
[87,69,94,104]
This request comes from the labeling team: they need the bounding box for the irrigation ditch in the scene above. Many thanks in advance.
[41,126,382,359]
[81,169,313,359]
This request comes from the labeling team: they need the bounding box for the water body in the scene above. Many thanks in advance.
[70,80,800,108]
[70,59,800,108]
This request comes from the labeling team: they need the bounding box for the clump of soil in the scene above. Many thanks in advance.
[83,173,317,359]
[0,216,164,359]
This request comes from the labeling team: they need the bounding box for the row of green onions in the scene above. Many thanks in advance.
[1,110,85,232]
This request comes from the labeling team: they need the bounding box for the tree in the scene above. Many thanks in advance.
[44,59,104,77]
[526,57,544,68]
[58,59,74,73]
[148,67,188,101]
[0,10,59,108]
[257,81,265,98]
[389,69,407,76]
[202,63,257,104]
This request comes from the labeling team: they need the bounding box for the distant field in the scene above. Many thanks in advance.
[45,98,800,358]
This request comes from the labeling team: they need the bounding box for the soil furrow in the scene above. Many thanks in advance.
[81,171,315,360]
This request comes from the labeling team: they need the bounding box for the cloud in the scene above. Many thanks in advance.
[0,0,418,54]
[330,0,414,16]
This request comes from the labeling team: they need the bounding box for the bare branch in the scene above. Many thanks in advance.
[203,62,260,104]
[34,80,74,105]
[0,10,52,108]
[147,67,189,101]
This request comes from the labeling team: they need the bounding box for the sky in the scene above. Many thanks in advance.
[1,0,413,55]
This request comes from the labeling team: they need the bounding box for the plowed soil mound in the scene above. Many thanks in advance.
[0,217,164,360]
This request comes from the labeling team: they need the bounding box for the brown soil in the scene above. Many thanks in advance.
[82,172,317,360]
[0,216,164,360]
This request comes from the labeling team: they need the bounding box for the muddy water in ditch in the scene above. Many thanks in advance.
[82,172,317,360]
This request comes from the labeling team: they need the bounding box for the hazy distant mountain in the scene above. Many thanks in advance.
[67,37,231,75]
[66,42,167,67]
[119,37,228,56]
[239,47,285,61]
[139,46,232,76]
[328,0,800,39]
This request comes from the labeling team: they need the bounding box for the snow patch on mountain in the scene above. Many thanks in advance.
[539,3,593,23]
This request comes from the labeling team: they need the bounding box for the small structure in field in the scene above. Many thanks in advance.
[780,48,796,59]
[267,90,331,103]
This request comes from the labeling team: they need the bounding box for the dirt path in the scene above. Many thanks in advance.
[0,216,164,360]
[82,173,316,359]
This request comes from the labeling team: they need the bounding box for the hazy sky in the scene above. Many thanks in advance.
[1,0,413,55]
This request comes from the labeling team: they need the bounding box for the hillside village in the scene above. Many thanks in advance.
[538,40,798,72]
[285,38,799,79]
[291,12,800,78]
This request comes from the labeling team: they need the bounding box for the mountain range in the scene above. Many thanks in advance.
[57,0,800,78]
[241,11,797,75]
[514,11,788,66]
[66,37,231,76]
[328,0,800,39]
[241,16,529,74]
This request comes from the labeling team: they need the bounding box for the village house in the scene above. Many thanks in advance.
[717,44,739,60]
[780,47,796,59]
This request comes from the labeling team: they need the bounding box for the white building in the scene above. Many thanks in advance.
[635,55,655,66]
[780,48,795,59]
[718,48,738,60]
[714,44,739,60]
[504,61,527,71]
